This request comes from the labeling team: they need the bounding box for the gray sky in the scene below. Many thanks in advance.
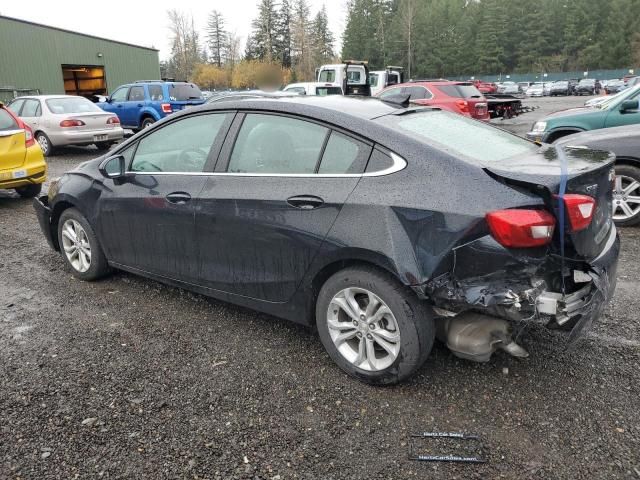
[1,0,347,60]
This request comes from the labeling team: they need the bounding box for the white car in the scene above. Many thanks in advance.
[283,82,344,96]
[526,84,545,97]
[498,82,520,94]
[6,95,124,156]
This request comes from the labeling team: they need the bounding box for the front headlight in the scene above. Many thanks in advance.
[531,121,547,133]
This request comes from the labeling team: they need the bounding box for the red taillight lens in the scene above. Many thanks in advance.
[555,194,596,232]
[486,209,556,248]
[59,119,85,127]
[23,124,35,148]
[161,103,172,113]
[106,116,120,125]
[455,99,469,114]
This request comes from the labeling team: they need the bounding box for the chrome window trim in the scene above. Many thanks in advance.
[126,152,407,178]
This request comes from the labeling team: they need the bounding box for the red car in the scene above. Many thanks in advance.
[377,81,490,121]
[471,79,498,94]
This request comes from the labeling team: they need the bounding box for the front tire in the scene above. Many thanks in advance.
[57,208,111,281]
[15,183,42,198]
[316,266,435,385]
[613,164,640,226]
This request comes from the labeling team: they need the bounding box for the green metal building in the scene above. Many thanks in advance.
[0,15,160,102]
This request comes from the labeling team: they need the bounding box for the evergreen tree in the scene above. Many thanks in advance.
[276,0,293,67]
[206,10,228,67]
[311,5,335,66]
[249,0,279,62]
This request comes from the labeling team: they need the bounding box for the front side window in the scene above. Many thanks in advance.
[110,87,128,102]
[130,113,228,173]
[7,99,25,116]
[378,87,403,99]
[228,114,328,174]
[128,86,145,101]
[21,99,41,117]
[405,86,432,100]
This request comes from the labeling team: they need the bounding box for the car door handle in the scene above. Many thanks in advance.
[166,192,192,205]
[137,104,143,107]
[287,195,324,210]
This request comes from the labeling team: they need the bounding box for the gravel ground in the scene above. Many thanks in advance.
[1,97,639,479]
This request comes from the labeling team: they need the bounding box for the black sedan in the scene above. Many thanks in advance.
[34,96,619,384]
[558,125,640,226]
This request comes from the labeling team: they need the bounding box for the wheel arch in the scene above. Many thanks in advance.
[547,127,585,143]
[615,156,640,169]
[49,197,83,250]
[139,109,160,124]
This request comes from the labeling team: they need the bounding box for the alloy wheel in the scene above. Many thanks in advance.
[327,287,401,372]
[37,134,49,154]
[613,174,640,221]
[61,219,92,273]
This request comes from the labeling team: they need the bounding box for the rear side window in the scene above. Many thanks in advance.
[438,84,482,98]
[21,99,41,117]
[365,148,394,173]
[169,83,202,101]
[128,86,145,101]
[0,109,19,130]
[228,114,328,174]
[318,132,369,174]
[148,85,164,101]
[387,111,537,165]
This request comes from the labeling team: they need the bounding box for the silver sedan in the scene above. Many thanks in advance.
[6,95,124,156]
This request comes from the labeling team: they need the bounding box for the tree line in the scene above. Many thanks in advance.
[342,0,640,79]
[163,0,336,89]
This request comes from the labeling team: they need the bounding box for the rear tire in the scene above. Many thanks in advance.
[15,183,42,198]
[35,132,53,156]
[316,266,435,385]
[141,117,155,129]
[57,208,111,281]
[613,164,640,227]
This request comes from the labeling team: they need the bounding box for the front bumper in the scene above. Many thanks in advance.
[48,127,124,147]
[33,195,57,250]
[526,131,547,143]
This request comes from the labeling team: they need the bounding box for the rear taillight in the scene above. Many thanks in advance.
[23,124,35,148]
[161,103,172,113]
[486,209,556,248]
[555,194,596,232]
[59,119,85,127]
[475,103,488,116]
[455,100,469,114]
[106,116,120,125]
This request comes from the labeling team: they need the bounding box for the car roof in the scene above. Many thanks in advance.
[393,80,472,87]
[10,95,86,100]
[199,95,416,121]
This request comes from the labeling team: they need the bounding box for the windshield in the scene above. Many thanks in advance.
[45,97,102,114]
[318,69,336,83]
[0,108,19,130]
[381,110,537,165]
[346,69,363,84]
[555,81,568,86]
[597,85,640,109]
[169,83,203,101]
[369,73,379,87]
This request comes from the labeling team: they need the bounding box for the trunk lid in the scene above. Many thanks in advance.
[486,145,615,260]
[0,129,27,170]
[61,111,117,131]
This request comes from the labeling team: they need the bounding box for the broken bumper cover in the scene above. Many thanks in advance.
[421,226,620,341]
[33,195,56,250]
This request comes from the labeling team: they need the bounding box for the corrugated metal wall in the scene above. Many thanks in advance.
[0,16,160,97]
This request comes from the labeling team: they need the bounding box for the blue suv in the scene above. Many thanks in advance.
[98,81,205,130]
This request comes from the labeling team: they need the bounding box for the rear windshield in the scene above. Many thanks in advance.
[438,84,483,98]
[0,109,19,130]
[315,87,342,96]
[319,70,336,83]
[169,83,203,101]
[382,110,537,165]
[46,97,102,114]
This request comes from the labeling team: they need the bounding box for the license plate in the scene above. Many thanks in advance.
[13,169,27,179]
[94,134,108,142]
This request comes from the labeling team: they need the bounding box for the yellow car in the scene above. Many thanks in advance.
[0,101,47,198]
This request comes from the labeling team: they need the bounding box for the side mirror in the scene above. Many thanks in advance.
[99,155,125,178]
[620,99,639,112]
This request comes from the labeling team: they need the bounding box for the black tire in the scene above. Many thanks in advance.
[141,117,155,129]
[316,266,435,385]
[14,183,42,198]
[35,132,54,156]
[95,142,112,151]
[613,164,640,227]
[57,208,111,281]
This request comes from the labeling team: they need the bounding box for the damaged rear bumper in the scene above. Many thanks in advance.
[419,225,619,342]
